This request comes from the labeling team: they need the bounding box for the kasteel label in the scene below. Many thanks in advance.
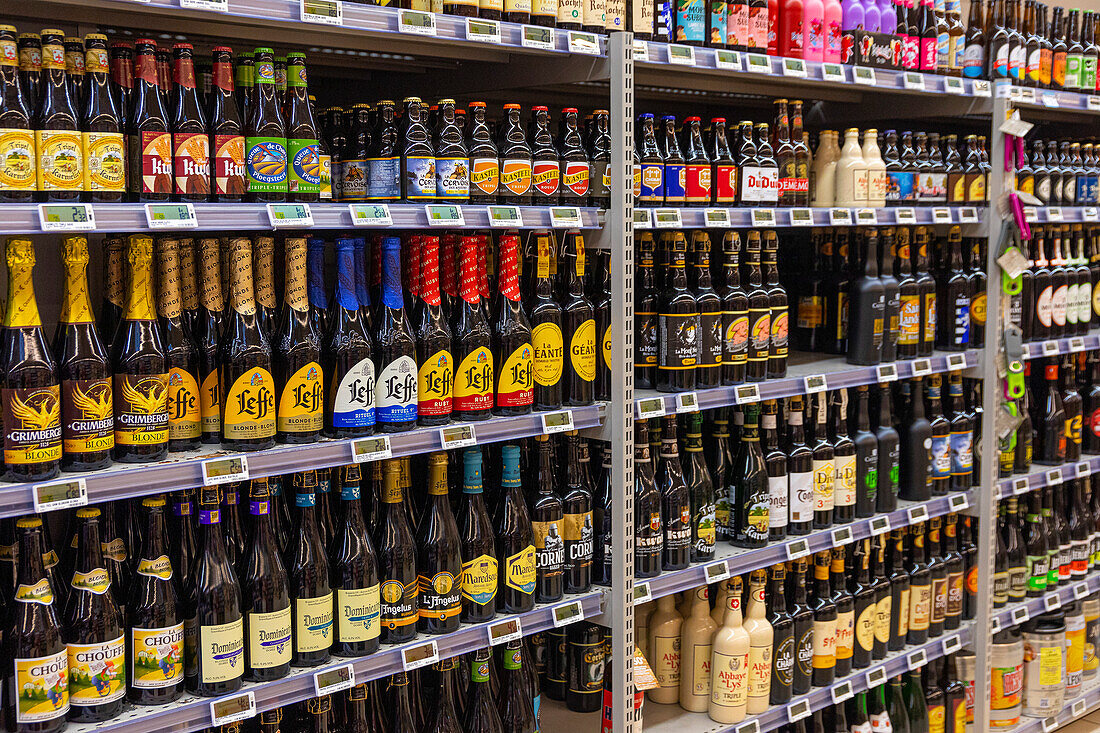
[4,385,62,466]
[0,129,36,191]
[166,367,201,441]
[223,367,276,440]
[562,161,590,197]
[497,342,533,408]
[247,607,292,669]
[332,357,376,429]
[278,362,324,434]
[61,378,113,454]
[130,623,184,689]
[82,132,125,193]
[454,347,494,412]
[532,160,560,198]
[417,350,453,418]
[470,157,499,197]
[501,158,532,197]
[570,319,596,382]
[336,586,381,644]
[13,650,69,723]
[67,636,125,706]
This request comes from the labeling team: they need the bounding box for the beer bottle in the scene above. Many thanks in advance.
[53,236,113,472]
[36,30,82,201]
[77,34,125,202]
[375,460,418,644]
[526,232,563,410]
[637,113,664,206]
[593,249,612,401]
[435,98,468,201]
[128,39,171,202]
[337,103,369,203]
[1,238,60,482]
[416,453,463,635]
[271,237,323,443]
[493,234,534,415]
[374,237,417,432]
[231,51,253,130]
[495,445,536,613]
[0,26,35,202]
[363,100,397,203]
[191,238,222,443]
[412,236,453,426]
[529,106,559,204]
[254,235,279,372]
[560,432,594,592]
[284,53,319,201]
[707,118,736,206]
[64,38,85,126]
[206,47,245,201]
[456,448,498,621]
[285,471,332,668]
[499,103,533,205]
[557,108,590,205]
[560,231,596,405]
[682,117,711,206]
[660,116,686,205]
[330,464,382,657]
[176,238,199,335]
[153,238,201,453]
[658,231,698,392]
[312,96,331,201]
[466,102,499,204]
[451,236,494,420]
[400,97,435,202]
[525,435,564,604]
[64,507,125,721]
[169,43,209,201]
[692,232,721,388]
[17,32,41,112]
[6,517,69,733]
[465,647,505,731]
[325,236,376,437]
[106,41,132,137]
[239,477,292,681]
[154,47,172,103]
[244,48,287,202]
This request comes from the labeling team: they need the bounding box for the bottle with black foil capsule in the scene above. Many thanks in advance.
[400,98,435,202]
[155,238,201,453]
[416,453,462,635]
[692,232,722,388]
[325,236,375,437]
[762,231,787,378]
[415,236,453,426]
[637,114,664,206]
[848,231,886,365]
[375,237,417,432]
[560,231,596,406]
[452,236,494,420]
[634,421,663,578]
[719,232,748,385]
[287,471,333,667]
[658,232,698,392]
[493,234,533,415]
[374,460,417,644]
[495,445,536,613]
[459,448,500,620]
[331,465,381,657]
[499,104,533,205]
[901,377,933,500]
[529,232,563,410]
[466,102,499,204]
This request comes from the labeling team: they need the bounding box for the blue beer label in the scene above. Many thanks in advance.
[950,430,973,476]
[888,171,916,202]
[295,492,316,508]
[954,299,970,345]
[436,157,470,199]
[404,156,436,200]
[930,435,951,479]
[639,162,665,203]
[709,1,727,45]
[367,157,400,200]
[288,140,320,194]
[664,163,687,203]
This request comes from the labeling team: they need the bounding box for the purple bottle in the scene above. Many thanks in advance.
[841,0,865,62]
[878,0,896,32]
[864,0,880,32]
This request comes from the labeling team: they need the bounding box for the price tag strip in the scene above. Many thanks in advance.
[541,409,575,434]
[1046,468,1063,485]
[789,208,814,226]
[465,17,502,43]
[831,680,854,704]
[398,8,437,34]
[301,0,343,24]
[145,202,198,229]
[552,600,585,627]
[704,561,731,584]
[313,663,355,696]
[401,640,440,670]
[209,692,256,727]
[831,526,853,546]
[941,635,962,655]
[865,667,887,687]
[487,617,523,646]
[1011,605,1030,624]
[829,208,853,225]
[38,203,95,231]
[425,204,465,227]
[653,208,683,228]
[947,353,968,371]
[351,435,392,463]
[267,203,313,228]
[787,699,811,722]
[202,456,249,486]
[349,203,393,227]
[948,494,969,511]
[440,424,477,449]
[32,477,88,513]
[636,397,667,419]
[911,358,933,376]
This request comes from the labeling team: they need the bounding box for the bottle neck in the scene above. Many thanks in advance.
[420,238,441,307]
[123,245,155,322]
[283,238,309,312]
[254,238,277,311]
[228,239,257,316]
[460,241,480,306]
[334,244,359,312]
[307,242,328,310]
[498,236,521,303]
[157,241,183,320]
[60,254,94,325]
[200,239,224,313]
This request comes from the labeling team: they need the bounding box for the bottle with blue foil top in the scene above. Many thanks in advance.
[375,237,418,432]
[434,99,469,201]
[660,115,687,205]
[637,114,665,207]
[323,236,376,437]
[400,97,436,202]
[353,236,373,331]
[368,100,400,202]
[306,236,329,336]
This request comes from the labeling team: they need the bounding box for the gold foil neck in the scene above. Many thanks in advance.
[104,237,125,308]
[178,238,199,312]
[156,238,182,319]
[198,238,224,312]
[61,236,89,265]
[60,237,94,325]
[253,236,276,310]
[5,238,41,328]
[229,237,256,316]
[6,238,34,269]
[124,235,156,321]
[283,237,308,312]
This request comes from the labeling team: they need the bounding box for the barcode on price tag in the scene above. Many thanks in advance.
[705,208,732,227]
[313,664,355,696]
[735,384,760,404]
[33,478,88,513]
[38,203,95,231]
[466,17,502,43]
[402,640,439,670]
[542,410,575,434]
[487,205,522,227]
[550,207,583,228]
[145,202,198,228]
[637,397,667,419]
[804,374,828,393]
[426,204,465,227]
[440,424,477,449]
[831,680,854,703]
[209,692,256,727]
[202,456,249,486]
[831,526,853,545]
[267,203,313,227]
[907,649,927,669]
[487,618,523,646]
[521,24,554,48]
[399,8,437,34]
[704,561,731,583]
[351,436,392,463]
[552,600,585,627]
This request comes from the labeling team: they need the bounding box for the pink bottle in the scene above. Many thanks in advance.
[803,0,826,61]
[823,0,843,61]
[780,0,806,57]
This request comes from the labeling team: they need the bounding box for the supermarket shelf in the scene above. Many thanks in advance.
[633,349,981,418]
[71,590,604,733]
[0,203,605,235]
[1007,83,1100,116]
[635,205,985,230]
[639,623,973,733]
[1022,205,1100,224]
[1020,334,1097,360]
[991,572,1100,633]
[0,403,604,517]
[1007,676,1100,733]
[993,453,1099,500]
[635,492,971,605]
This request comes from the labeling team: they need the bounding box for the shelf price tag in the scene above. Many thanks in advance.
[550,206,583,228]
[202,456,249,486]
[1072,699,1088,718]
[865,667,887,688]
[567,31,600,55]
[38,203,95,231]
[735,721,760,733]
[668,44,696,65]
[633,582,652,604]
[947,353,968,371]
[1045,594,1062,611]
[401,640,440,671]
[944,76,965,94]
[959,207,980,222]
[855,208,877,225]
[1019,87,1037,104]
[1074,582,1090,600]
[440,424,477,450]
[425,204,465,227]
[313,664,355,696]
[487,205,522,228]
[1088,95,1100,111]
[1042,340,1060,356]
[911,358,933,376]
[907,649,927,669]
[785,538,812,560]
[972,79,992,96]
[180,0,229,9]
[948,494,969,511]
[903,71,925,90]
[745,53,770,73]
[653,208,683,228]
[521,25,555,49]
[704,561,731,583]
[1085,207,1100,222]
[1023,206,1039,222]
[32,477,88,513]
[636,397,667,419]
[735,384,760,404]
[789,208,814,226]
[1046,468,1063,485]
[853,66,876,85]
[942,635,962,654]
[398,8,437,34]
[1077,461,1093,478]
[750,208,775,226]
[465,17,502,43]
[1012,606,1030,624]
[552,600,585,627]
[906,504,929,523]
[932,207,953,224]
[1013,477,1030,495]
[1070,337,1086,352]
[782,57,807,77]
[704,208,732,228]
[301,0,343,24]
[145,202,198,228]
[634,208,653,229]
[541,409,575,434]
[831,680,854,704]
[831,526,853,546]
[869,515,891,535]
[210,692,256,727]
[804,374,828,394]
[876,363,899,382]
[349,203,392,227]
[787,699,811,722]
[350,436,392,463]
[715,49,742,70]
[894,207,917,224]
[675,392,699,413]
[487,617,523,646]
[1041,718,1059,733]
[991,616,1001,633]
[632,39,650,61]
[829,208,853,225]
[1047,206,1064,221]
[267,203,313,228]
[822,62,846,82]
[1042,91,1059,107]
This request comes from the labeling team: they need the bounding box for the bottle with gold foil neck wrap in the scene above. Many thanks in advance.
[560,231,595,406]
[274,237,322,444]
[100,237,125,348]
[325,236,376,438]
[374,459,418,645]
[196,238,223,444]
[219,236,275,451]
[54,235,113,472]
[0,25,35,203]
[415,235,453,427]
[416,452,462,635]
[177,238,199,335]
[81,33,125,202]
[451,236,493,421]
[493,233,533,416]
[252,236,277,341]
[156,238,201,452]
[3,237,61,481]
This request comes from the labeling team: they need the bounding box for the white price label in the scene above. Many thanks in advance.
[787,699,812,722]
[313,664,355,696]
[907,649,927,669]
[972,79,992,96]
[822,63,846,82]
[866,667,887,687]
[735,721,760,733]
[634,208,653,229]
[145,202,198,228]
[440,424,477,449]
[831,526,853,546]
[949,494,969,511]
[398,8,437,34]
[1042,340,1060,356]
[947,353,968,371]
[267,203,313,228]
[829,208,853,225]
[911,359,933,376]
[715,49,742,70]
[1023,206,1039,222]
[876,363,899,382]
[550,206,583,228]
[1086,207,1100,221]
[804,374,828,394]
[38,203,95,231]
[350,436,392,463]
[1072,699,1087,717]
[632,39,650,61]
[1046,468,1063,485]
[903,71,925,90]
[32,478,88,513]
[209,692,256,727]
[959,207,979,222]
[745,53,770,73]
[704,208,732,227]
[942,634,962,654]
[750,208,776,226]
[789,208,814,226]
[541,410,575,434]
[853,66,877,85]
[870,515,891,535]
[567,31,600,54]
[653,208,683,228]
[466,17,502,43]
[704,561,731,583]
[180,0,229,9]
[944,77,965,94]
[831,680,854,703]
[552,600,585,627]
[785,538,812,560]
[932,207,953,224]
[301,0,343,24]
[1042,91,1059,107]
[894,207,917,224]
[675,392,699,413]
[1014,478,1030,495]
[521,24,555,49]
[636,397,667,419]
[907,504,929,523]
[855,208,878,225]
[782,57,807,77]
[1045,594,1062,611]
[1047,206,1064,221]
[202,456,249,486]
[1041,718,1059,733]
[1070,337,1086,352]
[487,206,522,228]
[1077,461,1093,478]
[349,203,393,227]
[402,640,440,670]
[668,44,696,65]
[1018,87,1037,104]
[633,582,652,604]
[1012,606,1030,624]
[1088,95,1100,110]
[735,384,760,404]
[425,204,466,227]
[487,618,523,646]
[1074,583,1090,600]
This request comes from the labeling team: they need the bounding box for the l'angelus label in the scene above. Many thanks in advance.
[67,635,126,706]
[278,362,323,434]
[380,579,418,631]
[497,342,533,408]
[223,367,276,440]
[166,367,201,441]
[62,378,114,454]
[417,350,453,418]
[454,347,493,412]
[4,385,62,465]
[13,650,69,723]
[336,586,381,643]
[130,623,184,689]
[418,571,462,622]
[114,374,168,447]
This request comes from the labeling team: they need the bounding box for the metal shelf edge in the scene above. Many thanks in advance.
[991,572,1100,632]
[636,205,986,229]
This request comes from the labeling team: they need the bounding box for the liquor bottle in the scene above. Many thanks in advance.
[240,478,292,681]
[1063,354,1083,462]
[782,397,813,536]
[425,657,463,733]
[832,389,857,524]
[493,234,533,414]
[900,377,933,500]
[325,236,376,437]
[464,647,504,733]
[848,231,885,365]
[331,465,381,657]
[374,460,418,644]
[709,575,750,724]
[658,232,698,393]
[389,672,418,733]
[907,521,932,645]
[635,420,664,578]
[657,417,691,569]
[497,640,535,733]
[810,393,836,530]
[561,432,594,592]
[287,472,333,667]
[637,114,664,207]
[374,237,417,432]
[732,404,769,548]
[76,33,124,201]
[98,505,131,616]
[852,539,876,669]
[155,238,201,452]
[186,487,244,696]
[761,400,789,541]
[691,232,722,387]
[683,412,716,562]
[719,232,748,386]
[244,48,287,202]
[810,550,837,687]
[457,448,500,621]
[530,232,564,410]
[848,386,878,518]
[680,585,717,712]
[495,445,536,613]
[587,110,611,209]
[452,236,494,421]
[417,453,462,635]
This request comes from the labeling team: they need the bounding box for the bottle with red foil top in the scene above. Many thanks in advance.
[708,118,737,205]
[499,103,532,205]
[109,42,133,133]
[451,236,494,421]
[127,39,171,202]
[556,108,590,206]
[207,47,245,202]
[493,234,534,415]
[170,43,210,201]
[780,0,805,57]
[415,236,453,427]
[530,106,560,204]
[682,117,712,206]
[476,234,492,320]
[919,0,938,71]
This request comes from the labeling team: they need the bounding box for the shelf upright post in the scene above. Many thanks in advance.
[608,30,638,733]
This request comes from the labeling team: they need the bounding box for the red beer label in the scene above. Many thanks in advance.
[562,161,590,196]
[685,163,712,203]
[715,164,738,203]
[532,160,560,197]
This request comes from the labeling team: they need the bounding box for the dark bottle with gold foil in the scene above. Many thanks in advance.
[241,477,291,681]
[274,237,323,443]
[219,237,276,451]
[529,231,564,411]
[762,231,788,378]
[55,236,113,472]
[253,236,277,343]
[635,232,658,390]
[416,236,454,426]
[417,453,463,635]
[331,464,381,657]
[196,238,223,444]
[2,238,61,481]
[452,236,494,421]
[375,237,418,432]
[374,460,418,644]
[100,237,125,348]
[719,231,748,386]
[156,238,202,452]
[288,470,333,667]
[560,231,596,406]
[495,445,536,613]
[326,235,376,437]
[459,449,499,621]
[657,231,698,393]
[744,230,771,382]
[691,231,722,388]
[494,233,533,415]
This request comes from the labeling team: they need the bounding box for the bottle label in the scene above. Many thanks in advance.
[130,623,184,691]
[198,617,244,684]
[213,134,245,197]
[245,136,288,194]
[436,156,469,199]
[277,362,323,433]
[710,650,748,709]
[136,555,173,580]
[962,41,984,78]
[498,342,534,408]
[70,567,110,595]
[770,308,788,355]
[653,634,681,688]
[505,544,537,595]
[561,161,590,198]
[856,604,875,652]
[532,322,564,387]
[380,579,418,632]
[788,470,813,524]
[286,139,320,195]
[246,606,292,669]
[61,377,114,454]
[319,154,332,199]
[532,160,561,198]
[166,367,201,441]
[339,159,369,201]
[172,131,211,196]
[332,356,377,429]
[569,318,597,383]
[898,588,909,637]
[639,162,664,203]
[417,350,453,418]
[454,347,494,412]
[949,429,972,476]
[201,370,220,435]
[930,434,951,479]
[559,0,582,21]
[714,163,737,202]
[461,554,499,607]
[335,586,381,643]
[364,157,400,200]
[565,510,594,570]
[501,158,532,197]
[294,593,334,654]
[404,155,436,200]
[13,650,69,723]
[658,313,698,370]
[811,618,835,669]
[418,571,462,622]
[747,643,771,701]
[82,131,125,192]
[470,157,499,197]
[768,474,788,529]
[36,129,83,191]
[67,635,126,706]
[0,128,36,191]
[376,355,418,424]
[223,367,276,440]
[834,454,856,506]
[834,609,854,661]
[675,0,705,42]
[663,163,687,203]
[812,458,834,512]
[3,385,62,466]
[908,582,931,631]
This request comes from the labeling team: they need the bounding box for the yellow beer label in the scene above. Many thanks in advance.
[130,623,184,689]
[602,323,612,370]
[335,585,381,644]
[532,322,564,387]
[971,292,987,325]
[166,367,200,441]
[277,362,323,433]
[200,369,220,434]
[461,554,498,607]
[15,578,54,605]
[114,373,168,446]
[294,593,334,654]
[223,367,276,440]
[417,350,453,419]
[0,128,36,190]
[4,384,62,465]
[82,132,125,192]
[855,604,875,652]
[35,129,82,190]
[67,635,125,705]
[247,606,292,669]
[454,346,493,412]
[62,377,113,454]
[70,568,110,595]
[380,579,418,630]
[874,596,892,644]
[199,616,244,684]
[13,650,69,723]
[570,318,596,383]
[497,342,533,408]
[136,555,172,580]
[928,706,945,733]
[417,571,461,621]
[505,544,536,595]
